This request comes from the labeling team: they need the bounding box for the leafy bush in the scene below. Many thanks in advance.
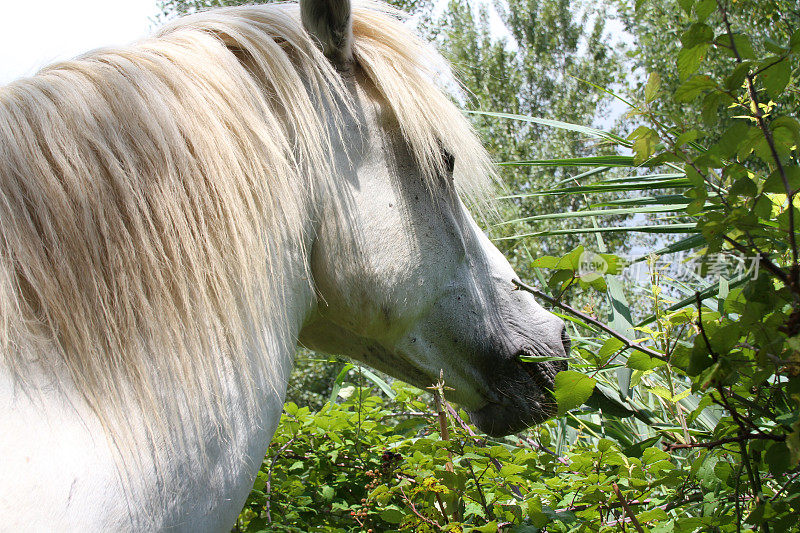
[235,0,800,531]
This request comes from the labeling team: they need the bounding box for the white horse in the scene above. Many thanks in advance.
[0,1,568,530]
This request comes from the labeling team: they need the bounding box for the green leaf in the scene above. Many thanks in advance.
[627,350,667,371]
[761,58,792,100]
[675,129,705,147]
[644,72,661,103]
[554,371,597,415]
[495,223,698,240]
[763,166,800,194]
[766,442,791,474]
[359,366,397,399]
[499,155,636,167]
[678,0,694,15]
[715,33,756,60]
[633,134,658,165]
[677,44,709,80]
[597,337,625,364]
[772,116,800,149]
[716,120,750,158]
[674,75,716,103]
[320,485,335,501]
[519,354,571,363]
[680,23,713,48]
[694,0,716,21]
[585,383,638,418]
[380,507,405,524]
[532,255,561,269]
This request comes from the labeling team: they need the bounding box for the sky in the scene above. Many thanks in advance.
[1,0,161,85]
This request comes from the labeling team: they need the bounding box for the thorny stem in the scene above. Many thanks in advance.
[265,436,297,524]
[399,485,442,530]
[612,482,645,533]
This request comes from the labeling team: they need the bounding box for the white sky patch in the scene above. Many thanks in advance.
[1,0,161,85]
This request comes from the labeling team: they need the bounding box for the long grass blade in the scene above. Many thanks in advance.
[467,110,632,147]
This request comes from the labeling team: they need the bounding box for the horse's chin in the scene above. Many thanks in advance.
[466,359,562,437]
[468,398,556,437]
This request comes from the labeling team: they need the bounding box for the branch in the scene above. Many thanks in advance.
[721,235,790,288]
[513,279,668,362]
[665,432,785,451]
[265,436,297,524]
[612,482,645,533]
[695,292,718,362]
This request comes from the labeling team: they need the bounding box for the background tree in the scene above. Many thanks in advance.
[429,0,626,267]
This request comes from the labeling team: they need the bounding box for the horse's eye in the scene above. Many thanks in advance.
[443,150,455,175]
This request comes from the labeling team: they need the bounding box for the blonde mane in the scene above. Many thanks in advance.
[0,2,492,443]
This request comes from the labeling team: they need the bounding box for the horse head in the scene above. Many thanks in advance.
[297,0,569,437]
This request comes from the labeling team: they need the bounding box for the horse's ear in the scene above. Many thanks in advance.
[300,0,353,66]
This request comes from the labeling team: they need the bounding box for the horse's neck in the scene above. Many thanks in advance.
[0,229,317,531]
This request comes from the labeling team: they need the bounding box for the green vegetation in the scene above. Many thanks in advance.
[158,0,800,530]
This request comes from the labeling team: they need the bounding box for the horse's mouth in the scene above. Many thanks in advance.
[467,357,562,437]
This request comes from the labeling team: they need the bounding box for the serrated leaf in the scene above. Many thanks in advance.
[677,44,709,80]
[675,129,704,147]
[694,0,715,21]
[627,350,667,371]
[644,72,661,103]
[554,371,597,415]
[763,166,800,194]
[597,337,625,364]
[380,507,405,524]
[761,58,792,100]
[675,75,716,103]
[772,116,800,148]
[680,23,713,48]
[715,33,756,59]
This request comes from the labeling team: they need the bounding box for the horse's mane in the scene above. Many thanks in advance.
[0,2,492,443]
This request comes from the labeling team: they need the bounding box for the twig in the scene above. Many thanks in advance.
[771,469,800,502]
[521,435,570,465]
[665,432,784,450]
[612,482,645,533]
[399,485,442,530]
[429,373,456,523]
[695,292,718,362]
[265,436,297,524]
[513,279,667,362]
